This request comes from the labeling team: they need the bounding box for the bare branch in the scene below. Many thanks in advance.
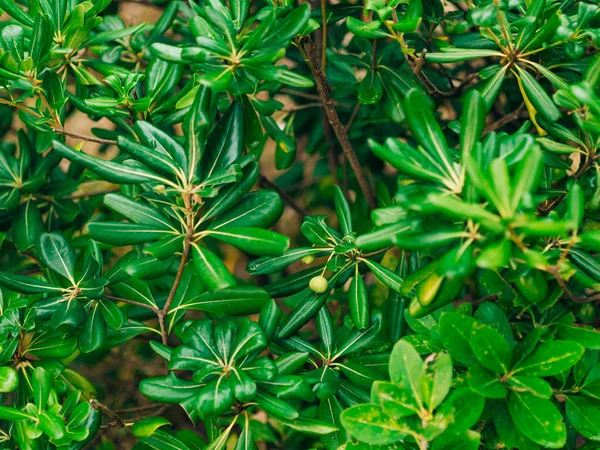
[301,36,376,210]
[52,128,117,146]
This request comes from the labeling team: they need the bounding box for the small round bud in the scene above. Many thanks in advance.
[301,254,315,265]
[309,275,329,294]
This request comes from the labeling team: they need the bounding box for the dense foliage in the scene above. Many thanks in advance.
[0,0,599,448]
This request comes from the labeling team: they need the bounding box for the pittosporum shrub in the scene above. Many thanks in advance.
[0,0,599,448]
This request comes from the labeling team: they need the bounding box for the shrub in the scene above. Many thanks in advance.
[0,0,599,448]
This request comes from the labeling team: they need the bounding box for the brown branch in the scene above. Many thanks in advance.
[483,103,525,135]
[279,89,352,108]
[113,0,156,3]
[52,128,117,146]
[65,187,120,199]
[115,403,165,414]
[105,295,159,312]
[548,266,578,303]
[158,192,194,345]
[405,51,479,98]
[96,401,171,429]
[345,104,361,132]
[572,292,600,304]
[321,0,327,75]
[301,37,376,210]
[259,173,309,217]
[90,400,125,428]
[282,103,327,112]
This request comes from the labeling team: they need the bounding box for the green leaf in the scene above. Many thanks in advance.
[362,259,403,294]
[53,140,163,185]
[12,200,44,252]
[183,85,214,181]
[566,396,600,441]
[469,321,512,374]
[425,48,503,63]
[333,185,352,235]
[431,430,481,450]
[87,222,176,246]
[117,135,185,179]
[438,388,485,432]
[340,404,408,445]
[0,272,62,294]
[139,429,192,450]
[78,304,106,353]
[277,289,333,339]
[208,227,289,256]
[460,90,486,155]
[373,380,420,418]
[513,340,584,376]
[403,89,458,186]
[181,286,270,315]
[0,406,35,421]
[474,302,514,348]
[132,417,172,438]
[346,17,389,38]
[515,66,561,122]
[422,352,452,411]
[192,244,237,292]
[247,248,323,275]
[210,190,283,230]
[508,392,566,448]
[26,334,78,358]
[43,71,65,110]
[254,392,299,420]
[140,373,203,403]
[389,340,424,408]
[31,13,52,65]
[349,266,370,330]
[439,313,477,366]
[38,232,75,283]
[201,162,259,222]
[507,376,552,399]
[358,71,383,105]
[201,102,245,180]
[98,300,125,330]
[0,0,34,26]
[278,416,338,435]
[32,367,50,411]
[82,22,146,47]
[104,194,174,230]
[556,325,600,350]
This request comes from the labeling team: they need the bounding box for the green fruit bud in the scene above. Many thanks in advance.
[302,254,315,265]
[309,275,329,293]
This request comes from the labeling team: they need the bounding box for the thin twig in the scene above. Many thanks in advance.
[282,103,327,112]
[344,103,361,132]
[321,0,327,74]
[548,266,578,303]
[65,187,120,199]
[301,37,376,209]
[115,403,165,414]
[52,128,117,146]
[483,103,525,135]
[572,292,600,304]
[539,145,595,215]
[90,400,125,428]
[105,295,158,312]
[405,50,479,98]
[280,89,352,108]
[259,173,308,217]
